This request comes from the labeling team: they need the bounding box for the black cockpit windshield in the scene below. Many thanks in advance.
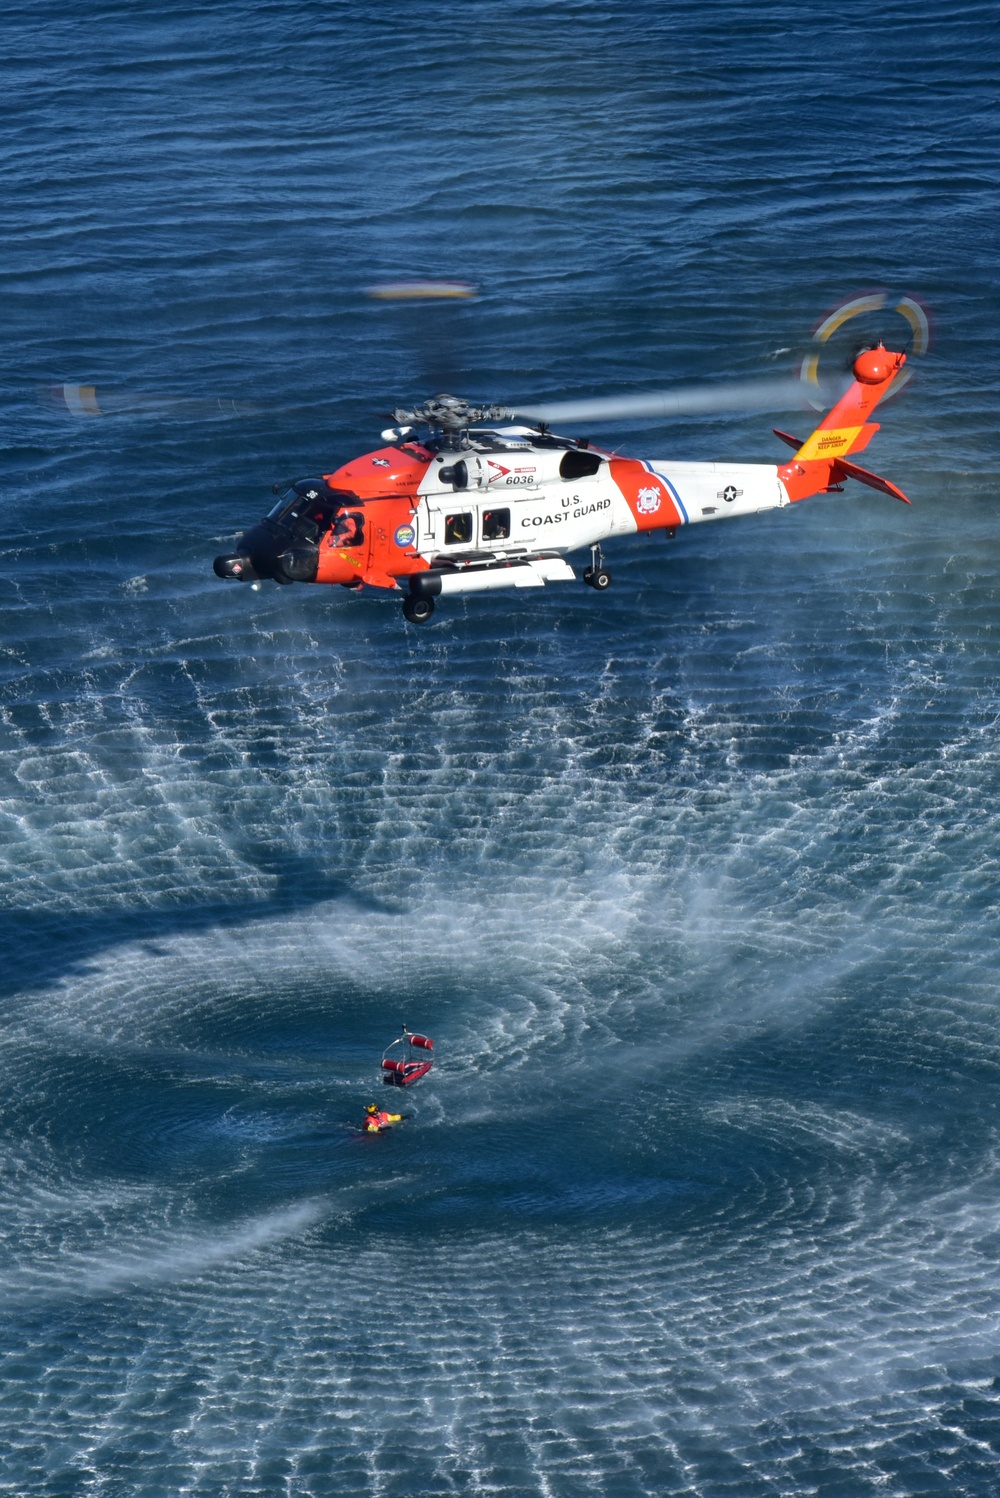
[265,480,359,542]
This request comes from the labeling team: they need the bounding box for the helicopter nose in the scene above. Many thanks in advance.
[213,524,319,586]
[213,552,257,581]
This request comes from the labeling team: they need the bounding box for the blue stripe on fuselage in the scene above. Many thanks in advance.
[643,461,688,524]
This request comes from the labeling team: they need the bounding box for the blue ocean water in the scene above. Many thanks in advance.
[2,1,999,1492]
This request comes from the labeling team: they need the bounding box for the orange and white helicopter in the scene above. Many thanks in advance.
[213,344,910,624]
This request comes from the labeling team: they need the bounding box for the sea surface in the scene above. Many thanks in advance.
[2,2,999,1494]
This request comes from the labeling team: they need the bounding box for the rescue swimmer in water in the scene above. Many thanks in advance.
[362,1104,407,1134]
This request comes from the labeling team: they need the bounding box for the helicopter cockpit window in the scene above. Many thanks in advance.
[445,513,473,545]
[267,496,338,543]
[267,489,304,522]
[267,480,337,529]
[559,449,603,480]
[331,510,365,547]
[482,508,510,542]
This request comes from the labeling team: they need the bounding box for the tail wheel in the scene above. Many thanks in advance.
[584,567,611,591]
[403,595,435,623]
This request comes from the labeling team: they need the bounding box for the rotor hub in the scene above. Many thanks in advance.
[391,392,512,444]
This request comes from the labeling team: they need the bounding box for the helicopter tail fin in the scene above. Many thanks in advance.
[778,347,909,503]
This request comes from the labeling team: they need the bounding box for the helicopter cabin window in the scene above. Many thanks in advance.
[444,512,473,545]
[331,510,365,547]
[482,508,510,542]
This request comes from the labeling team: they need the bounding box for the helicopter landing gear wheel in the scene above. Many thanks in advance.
[403,595,435,623]
[583,542,611,591]
[585,567,611,591]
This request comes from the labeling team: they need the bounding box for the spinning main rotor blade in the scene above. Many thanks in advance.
[45,378,817,427]
[43,373,843,432]
[511,375,813,426]
[41,385,265,419]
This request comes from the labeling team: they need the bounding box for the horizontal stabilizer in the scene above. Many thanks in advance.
[834,456,910,504]
[773,428,803,451]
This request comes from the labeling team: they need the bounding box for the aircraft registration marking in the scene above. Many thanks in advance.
[520,498,611,528]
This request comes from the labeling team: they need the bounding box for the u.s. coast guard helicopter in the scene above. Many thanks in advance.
[213,343,911,623]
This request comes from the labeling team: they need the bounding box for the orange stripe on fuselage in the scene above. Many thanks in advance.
[609,458,683,530]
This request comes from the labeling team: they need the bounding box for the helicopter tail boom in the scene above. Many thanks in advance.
[778,347,909,504]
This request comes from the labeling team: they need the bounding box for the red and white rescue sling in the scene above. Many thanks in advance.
[381,1027,434,1087]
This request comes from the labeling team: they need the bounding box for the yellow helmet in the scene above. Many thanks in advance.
[366,1104,378,1114]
